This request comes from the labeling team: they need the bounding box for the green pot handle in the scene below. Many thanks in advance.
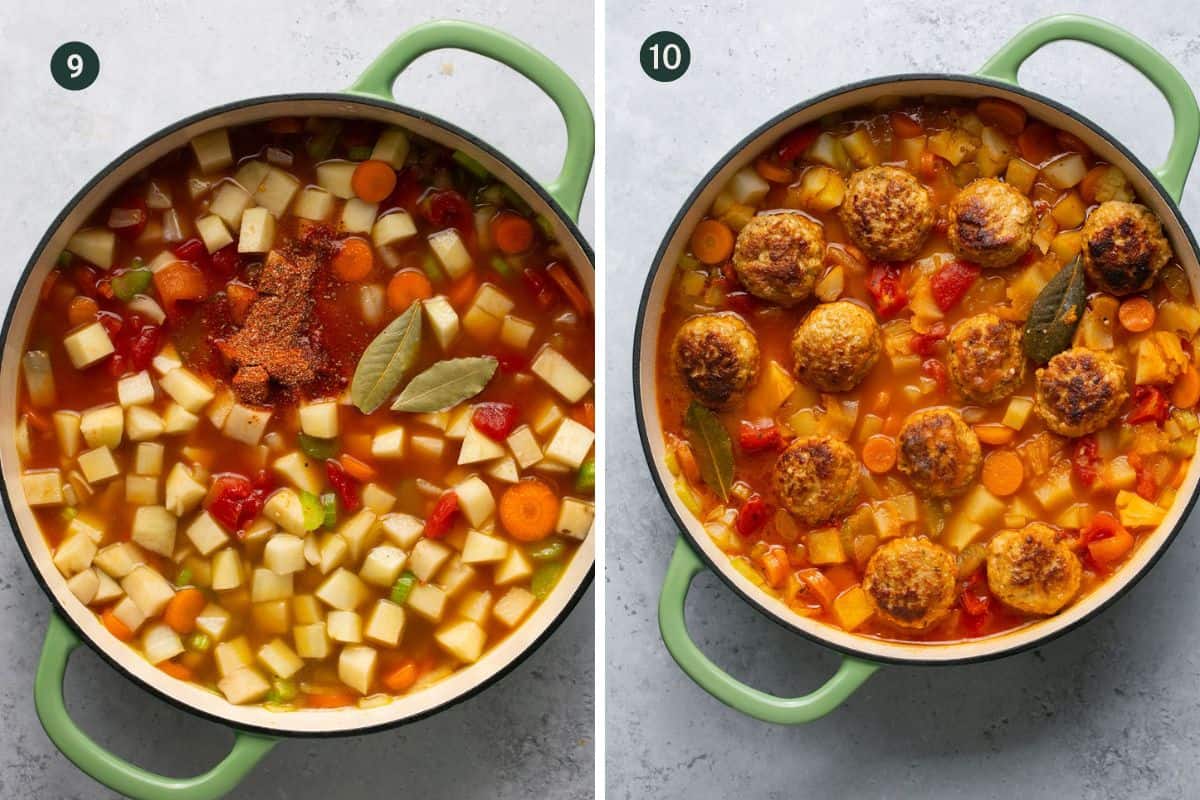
[35,613,277,800]
[658,537,879,724]
[347,20,594,221]
[978,13,1200,203]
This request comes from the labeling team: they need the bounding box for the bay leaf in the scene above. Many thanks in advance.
[1023,255,1086,364]
[351,302,422,414]
[391,356,498,413]
[683,401,734,502]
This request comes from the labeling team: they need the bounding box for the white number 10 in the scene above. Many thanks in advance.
[648,42,682,71]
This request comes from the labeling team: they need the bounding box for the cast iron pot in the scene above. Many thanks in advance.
[636,15,1199,724]
[0,20,594,799]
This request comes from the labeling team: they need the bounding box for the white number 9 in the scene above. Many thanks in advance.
[66,52,84,78]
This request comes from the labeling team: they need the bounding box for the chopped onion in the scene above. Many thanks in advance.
[415,478,443,497]
[358,284,385,327]
[107,207,146,230]
[22,350,56,407]
[162,209,184,242]
[145,181,173,209]
[127,294,166,324]
[265,147,293,167]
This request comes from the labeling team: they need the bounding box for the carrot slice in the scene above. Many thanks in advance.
[796,568,838,608]
[332,238,374,283]
[491,212,535,255]
[690,219,735,265]
[1172,367,1200,409]
[889,111,924,139]
[1017,122,1057,165]
[305,692,357,708]
[760,548,790,588]
[546,262,591,316]
[1088,526,1135,564]
[102,609,134,642]
[982,450,1024,496]
[447,272,479,308]
[339,453,377,483]
[754,157,793,184]
[381,661,420,693]
[158,660,195,681]
[351,159,398,203]
[1117,297,1156,332]
[498,478,560,542]
[861,435,897,474]
[164,587,207,634]
[67,295,99,328]
[386,268,433,312]
[974,424,1015,446]
[976,98,1027,136]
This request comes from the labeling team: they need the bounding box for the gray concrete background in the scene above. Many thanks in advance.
[606,2,1200,798]
[0,2,593,798]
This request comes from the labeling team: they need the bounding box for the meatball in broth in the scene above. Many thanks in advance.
[840,166,935,261]
[671,313,760,409]
[731,212,825,306]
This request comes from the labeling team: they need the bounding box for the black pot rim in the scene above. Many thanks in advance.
[0,91,594,738]
[633,71,1200,668]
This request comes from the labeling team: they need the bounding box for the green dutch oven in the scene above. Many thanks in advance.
[0,20,593,799]
[635,15,1200,723]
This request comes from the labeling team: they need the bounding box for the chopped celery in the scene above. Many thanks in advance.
[531,562,565,599]
[186,632,211,652]
[421,253,445,283]
[390,572,417,605]
[490,256,516,280]
[174,567,193,587]
[452,150,490,179]
[300,491,325,531]
[534,215,555,240]
[267,677,298,704]
[500,185,532,215]
[321,492,338,529]
[347,144,373,161]
[478,184,506,206]
[56,251,72,267]
[305,120,343,161]
[527,539,566,562]
[112,269,152,301]
[298,433,337,460]
[576,459,595,493]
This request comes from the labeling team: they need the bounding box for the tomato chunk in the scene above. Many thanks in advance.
[929,260,980,311]
[423,491,459,539]
[1127,385,1169,425]
[735,494,772,537]
[776,124,820,162]
[472,402,519,441]
[207,473,271,533]
[1072,436,1100,487]
[867,263,908,319]
[325,459,361,512]
[909,322,947,357]
[738,421,782,453]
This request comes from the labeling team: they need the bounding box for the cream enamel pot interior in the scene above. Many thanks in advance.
[636,16,1200,723]
[0,21,593,800]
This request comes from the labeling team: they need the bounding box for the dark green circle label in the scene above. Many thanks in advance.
[640,31,690,82]
[51,42,100,91]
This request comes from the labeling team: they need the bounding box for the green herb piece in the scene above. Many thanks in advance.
[300,491,325,531]
[186,632,212,652]
[390,572,417,605]
[112,268,153,301]
[576,459,595,493]
[527,538,566,562]
[452,150,490,179]
[174,567,193,587]
[531,561,565,599]
[351,301,423,414]
[390,356,498,413]
[421,253,445,283]
[267,677,298,704]
[298,433,337,460]
[320,492,338,529]
[490,255,516,280]
[683,401,734,502]
[348,144,373,161]
[1023,256,1087,364]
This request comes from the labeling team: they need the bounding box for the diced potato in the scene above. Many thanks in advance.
[131,506,177,557]
[1135,331,1189,386]
[473,284,515,318]
[211,549,243,591]
[461,530,509,565]
[81,404,124,449]
[360,546,407,588]
[961,486,1006,526]
[338,509,379,562]
[63,322,115,369]
[316,161,358,199]
[272,451,322,495]
[364,599,406,646]
[499,315,536,351]
[299,401,339,439]
[264,534,306,575]
[556,497,595,540]
[292,594,323,624]
[185,511,229,556]
[494,546,533,586]
[237,160,271,190]
[250,567,293,603]
[214,637,254,677]
[486,455,519,484]
[110,596,147,633]
[53,411,82,459]
[371,426,406,459]
[462,304,501,341]
[807,528,846,565]
[361,483,396,515]
[446,405,474,439]
[370,128,410,168]
[93,570,123,605]
[126,474,159,505]
[423,296,460,350]
[1032,467,1074,513]
[131,442,164,477]
[294,186,335,221]
[433,619,487,668]
[315,567,369,611]
[458,424,506,465]
[1116,490,1167,528]
[405,583,447,622]
[189,129,233,174]
[454,476,495,528]
[428,229,473,279]
[122,565,175,617]
[254,167,300,216]
[196,214,233,253]
[493,586,535,628]
[67,515,105,543]
[238,207,276,253]
[340,199,378,234]
[1158,301,1200,337]
[327,610,363,643]
[506,425,544,470]
[219,666,271,705]
[209,181,254,229]
[67,568,100,605]
[293,622,330,659]
[127,407,165,441]
[252,599,290,637]
[319,534,349,575]
[1042,152,1089,189]
[544,418,594,469]
[727,166,770,205]
[163,403,200,434]
[458,590,494,625]
[832,586,874,631]
[159,369,214,413]
[53,531,97,577]
[379,513,424,550]
[66,227,117,269]
[338,645,378,694]
[256,638,303,679]
[531,347,592,403]
[78,446,120,484]
[116,372,156,408]
[224,403,272,445]
[164,463,206,516]
[372,210,417,248]
[410,538,452,582]
[143,622,184,664]
[94,541,144,579]
[1002,396,1035,430]
[23,469,64,507]
[260,488,306,536]
[436,554,476,598]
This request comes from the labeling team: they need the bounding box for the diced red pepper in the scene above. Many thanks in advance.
[423,189,473,236]
[1072,436,1100,487]
[172,238,211,269]
[929,260,980,311]
[127,324,163,372]
[922,358,948,393]
[725,291,761,316]
[210,244,241,280]
[423,491,459,539]
[738,421,782,453]
[472,402,519,441]
[735,494,772,537]
[959,570,992,635]
[1127,385,1169,425]
[1079,512,1124,573]
[106,353,127,378]
[1135,466,1159,502]
[96,310,123,339]
[522,267,558,309]
[775,124,820,162]
[909,322,947,357]
[325,459,361,512]
[867,262,908,319]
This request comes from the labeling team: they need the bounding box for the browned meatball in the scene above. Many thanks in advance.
[1081,201,1172,296]
[731,213,825,306]
[791,301,882,392]
[947,313,1026,404]
[947,178,1035,268]
[1034,348,1128,437]
[987,523,1082,615]
[896,408,982,497]
[840,166,935,261]
[772,436,860,525]
[671,313,760,409]
[863,537,957,630]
